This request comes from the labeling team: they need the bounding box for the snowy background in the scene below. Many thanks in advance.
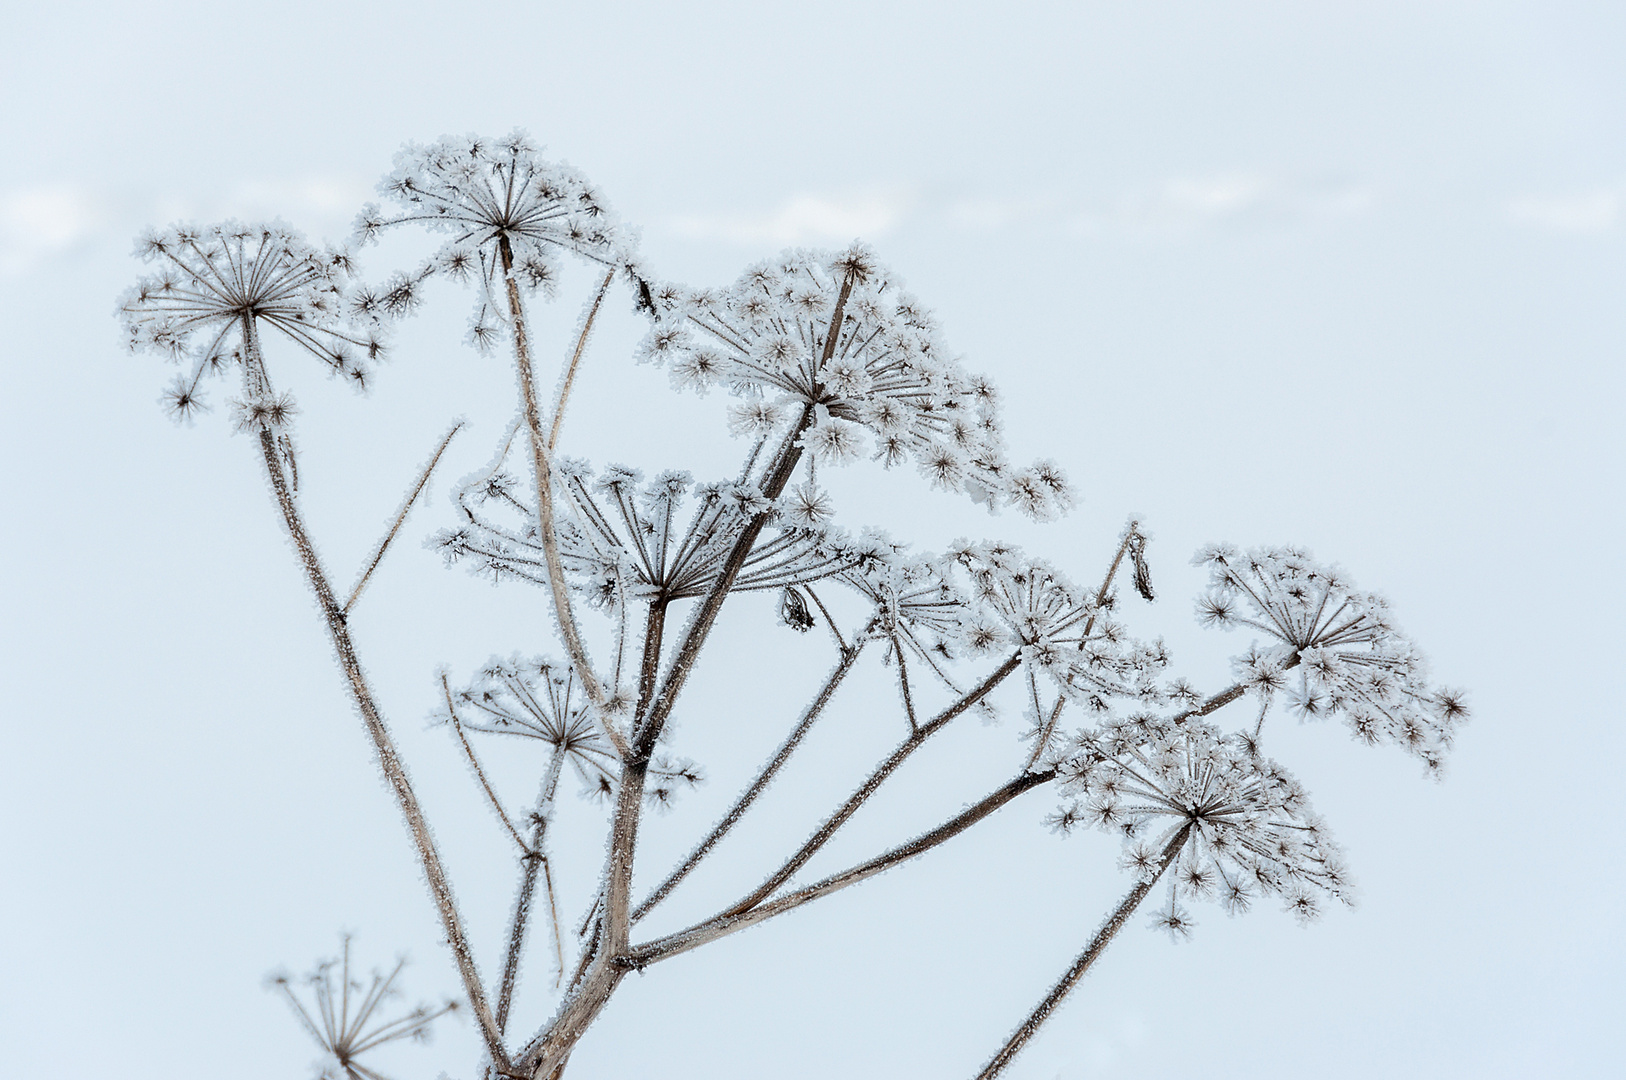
[3,2,1623,1077]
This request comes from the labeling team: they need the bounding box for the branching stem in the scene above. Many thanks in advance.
[631,637,868,924]
[243,319,508,1070]
[628,766,1058,965]
[715,650,1022,921]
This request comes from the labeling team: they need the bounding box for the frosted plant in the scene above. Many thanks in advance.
[271,938,458,1080]
[978,719,1349,1079]
[1194,544,1469,772]
[356,131,630,349]
[120,221,382,423]
[124,133,1468,1080]
[640,247,1072,518]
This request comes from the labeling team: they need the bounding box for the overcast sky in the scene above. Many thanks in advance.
[3,3,1623,1078]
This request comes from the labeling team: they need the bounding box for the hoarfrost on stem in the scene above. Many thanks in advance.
[122,130,1468,1080]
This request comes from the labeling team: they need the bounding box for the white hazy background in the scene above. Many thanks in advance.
[2,2,1622,1078]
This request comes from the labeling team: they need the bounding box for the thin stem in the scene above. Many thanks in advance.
[515,269,855,1080]
[496,745,568,1035]
[242,319,508,1069]
[973,822,1193,1080]
[802,584,846,653]
[635,406,814,754]
[344,421,464,614]
[1173,653,1301,725]
[895,642,919,733]
[500,236,631,762]
[1025,525,1139,769]
[548,269,615,454]
[627,767,1058,966]
[715,651,1022,921]
[443,675,532,854]
[631,637,868,924]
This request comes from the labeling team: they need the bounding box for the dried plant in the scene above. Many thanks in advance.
[271,938,458,1080]
[124,130,1467,1079]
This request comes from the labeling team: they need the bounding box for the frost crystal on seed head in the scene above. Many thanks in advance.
[1193,544,1468,770]
[358,131,635,342]
[1059,719,1354,933]
[638,244,1072,517]
[121,221,384,422]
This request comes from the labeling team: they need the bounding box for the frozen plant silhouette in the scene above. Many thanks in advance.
[123,130,1467,1080]
[272,937,458,1080]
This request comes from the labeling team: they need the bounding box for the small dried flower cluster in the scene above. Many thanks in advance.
[355,131,631,350]
[450,655,700,807]
[1194,544,1468,771]
[437,456,885,611]
[1054,717,1353,935]
[270,938,457,1080]
[120,221,383,422]
[946,541,1169,709]
[638,246,1072,518]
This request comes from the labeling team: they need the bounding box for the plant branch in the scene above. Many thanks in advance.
[442,675,532,854]
[548,269,615,454]
[344,421,463,614]
[496,745,568,1034]
[243,320,508,1069]
[631,637,868,924]
[500,236,632,762]
[627,766,1058,966]
[1025,524,1139,768]
[1173,652,1301,725]
[973,822,1192,1080]
[715,649,1022,921]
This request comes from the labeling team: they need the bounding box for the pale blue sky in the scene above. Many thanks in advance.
[2,3,1622,1078]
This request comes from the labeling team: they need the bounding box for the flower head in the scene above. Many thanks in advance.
[1058,718,1353,930]
[121,221,382,422]
[638,245,1071,517]
[451,655,617,792]
[269,937,457,1080]
[357,131,633,345]
[1194,544,1468,770]
[438,456,868,608]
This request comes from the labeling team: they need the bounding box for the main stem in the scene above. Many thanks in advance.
[973,822,1193,1080]
[241,321,507,1068]
[516,278,853,1078]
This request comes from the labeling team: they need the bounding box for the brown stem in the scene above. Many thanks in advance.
[631,638,868,924]
[1026,525,1139,769]
[495,745,567,1034]
[628,767,1058,966]
[515,268,855,1079]
[443,675,532,854]
[716,650,1022,921]
[1173,652,1301,725]
[548,269,615,454]
[634,405,813,755]
[973,822,1193,1080]
[344,421,463,614]
[242,320,508,1069]
[500,236,631,762]
[634,599,668,723]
